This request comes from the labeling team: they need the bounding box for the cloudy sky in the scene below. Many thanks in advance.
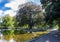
[0,0,40,17]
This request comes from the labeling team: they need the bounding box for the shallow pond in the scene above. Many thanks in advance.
[0,33,35,42]
[0,31,48,42]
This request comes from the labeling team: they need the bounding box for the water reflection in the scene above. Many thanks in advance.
[0,33,35,42]
[0,33,6,42]
[0,39,7,42]
[0,34,3,37]
[0,31,47,42]
[46,39,49,42]
[9,39,15,42]
[0,34,16,42]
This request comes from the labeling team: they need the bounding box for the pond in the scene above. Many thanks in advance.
[0,33,35,42]
[0,31,48,42]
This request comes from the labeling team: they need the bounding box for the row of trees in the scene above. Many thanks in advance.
[0,2,46,31]
[0,1,60,30]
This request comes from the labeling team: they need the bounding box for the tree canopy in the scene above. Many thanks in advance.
[16,2,44,29]
[2,14,15,28]
[40,0,60,29]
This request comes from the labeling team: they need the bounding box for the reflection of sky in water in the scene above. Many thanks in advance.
[0,38,15,42]
[9,39,15,42]
[0,39,7,42]
[0,34,15,42]
[0,33,6,42]
[0,34,3,37]
[0,33,38,42]
[46,39,49,42]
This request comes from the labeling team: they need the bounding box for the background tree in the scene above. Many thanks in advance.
[13,16,19,28]
[2,14,15,28]
[40,0,60,29]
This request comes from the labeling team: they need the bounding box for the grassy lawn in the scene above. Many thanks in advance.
[3,31,49,42]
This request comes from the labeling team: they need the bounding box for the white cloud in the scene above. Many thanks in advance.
[4,10,16,17]
[0,10,3,15]
[4,0,28,17]
[0,10,16,17]
[5,0,28,10]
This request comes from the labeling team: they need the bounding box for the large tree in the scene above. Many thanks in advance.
[40,0,60,29]
[16,2,44,30]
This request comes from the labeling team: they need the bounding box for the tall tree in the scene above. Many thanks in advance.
[40,0,60,29]
[16,2,44,30]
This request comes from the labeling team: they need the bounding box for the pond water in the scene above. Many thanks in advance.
[0,29,37,42]
[0,30,48,42]
[0,38,15,42]
[0,33,36,42]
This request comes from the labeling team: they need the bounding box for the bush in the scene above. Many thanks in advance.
[3,30,14,35]
[14,30,27,34]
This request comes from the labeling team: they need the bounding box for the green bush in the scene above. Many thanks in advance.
[14,30,27,34]
[3,30,14,35]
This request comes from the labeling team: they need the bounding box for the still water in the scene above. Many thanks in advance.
[0,33,35,42]
[0,30,48,42]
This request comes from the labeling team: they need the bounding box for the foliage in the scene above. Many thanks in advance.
[0,17,3,28]
[13,16,19,28]
[14,30,27,34]
[3,30,14,35]
[2,14,15,28]
[40,0,60,29]
[16,2,44,29]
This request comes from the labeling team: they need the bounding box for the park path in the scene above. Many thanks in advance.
[29,30,60,42]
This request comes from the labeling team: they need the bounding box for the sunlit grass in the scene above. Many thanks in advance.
[3,31,49,42]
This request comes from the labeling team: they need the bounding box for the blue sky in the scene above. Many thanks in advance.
[0,0,41,17]
[0,0,11,10]
[29,0,41,5]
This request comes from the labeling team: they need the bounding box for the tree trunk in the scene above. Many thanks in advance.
[58,24,60,31]
[29,24,32,33]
